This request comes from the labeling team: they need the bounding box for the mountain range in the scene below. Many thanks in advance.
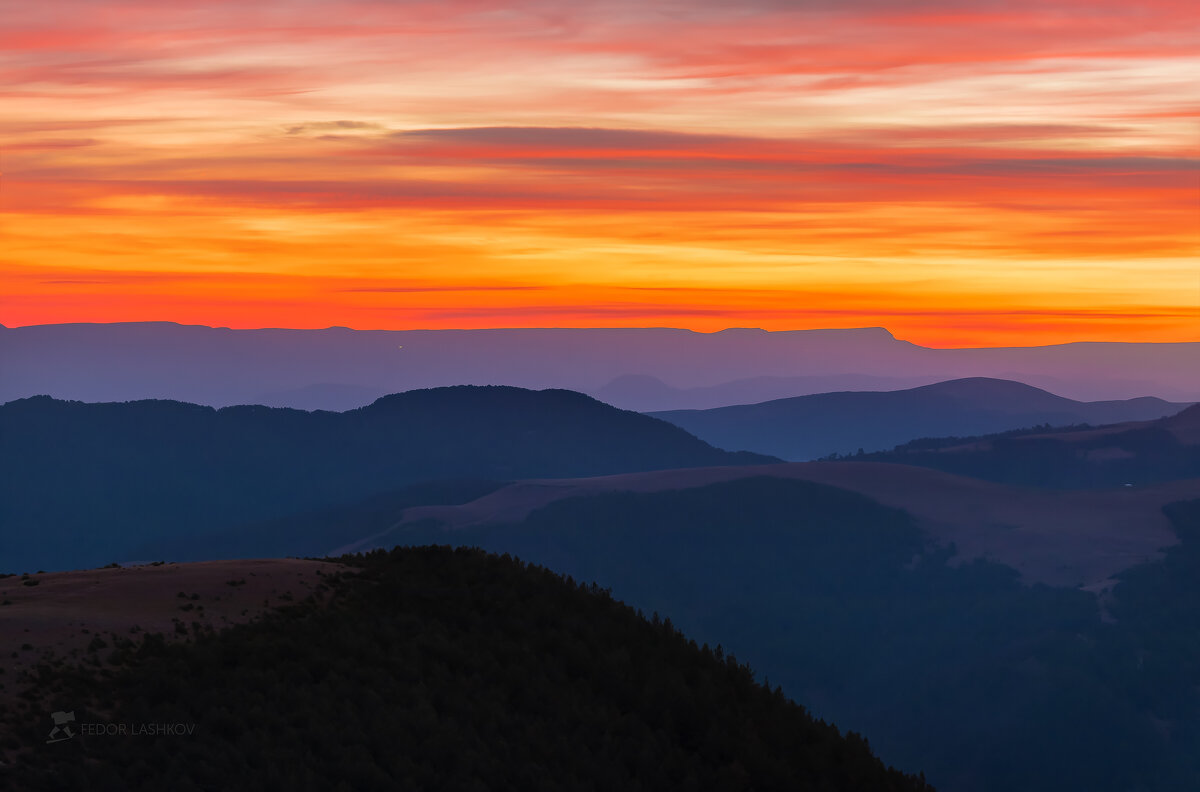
[93,399,1199,791]
[650,377,1192,460]
[594,372,943,411]
[4,322,1198,410]
[5,366,1200,790]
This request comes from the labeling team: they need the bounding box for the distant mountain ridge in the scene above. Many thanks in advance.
[592,372,944,411]
[650,377,1192,461]
[3,322,1197,409]
[0,386,772,573]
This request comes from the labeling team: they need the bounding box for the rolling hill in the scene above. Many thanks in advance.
[0,387,773,574]
[341,461,1198,590]
[650,377,1192,460]
[0,548,932,791]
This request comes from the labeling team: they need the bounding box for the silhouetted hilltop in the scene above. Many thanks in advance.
[0,387,773,573]
[2,547,932,791]
[651,377,1191,460]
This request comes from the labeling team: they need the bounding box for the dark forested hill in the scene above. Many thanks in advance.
[0,387,773,573]
[650,377,1191,461]
[1,547,932,792]
[391,479,1200,792]
[851,403,1200,488]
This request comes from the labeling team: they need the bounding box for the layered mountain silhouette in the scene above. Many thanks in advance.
[4,322,1198,408]
[855,402,1200,488]
[97,462,1200,791]
[6,369,1199,790]
[650,377,1192,461]
[0,386,772,573]
[592,372,941,412]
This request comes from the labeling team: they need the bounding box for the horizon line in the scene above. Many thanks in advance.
[5,320,1200,351]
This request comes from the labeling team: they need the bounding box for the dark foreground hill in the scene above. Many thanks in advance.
[850,403,1200,488]
[650,377,1191,460]
[0,387,773,574]
[389,480,1200,792]
[0,547,931,792]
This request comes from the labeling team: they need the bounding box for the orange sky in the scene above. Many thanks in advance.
[2,0,1197,346]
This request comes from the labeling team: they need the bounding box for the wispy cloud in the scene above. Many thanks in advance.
[286,120,384,136]
[3,0,1196,345]
[339,285,544,293]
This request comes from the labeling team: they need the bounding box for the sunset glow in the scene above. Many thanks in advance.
[2,0,1197,346]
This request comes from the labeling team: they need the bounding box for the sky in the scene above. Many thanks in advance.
[1,0,1197,347]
